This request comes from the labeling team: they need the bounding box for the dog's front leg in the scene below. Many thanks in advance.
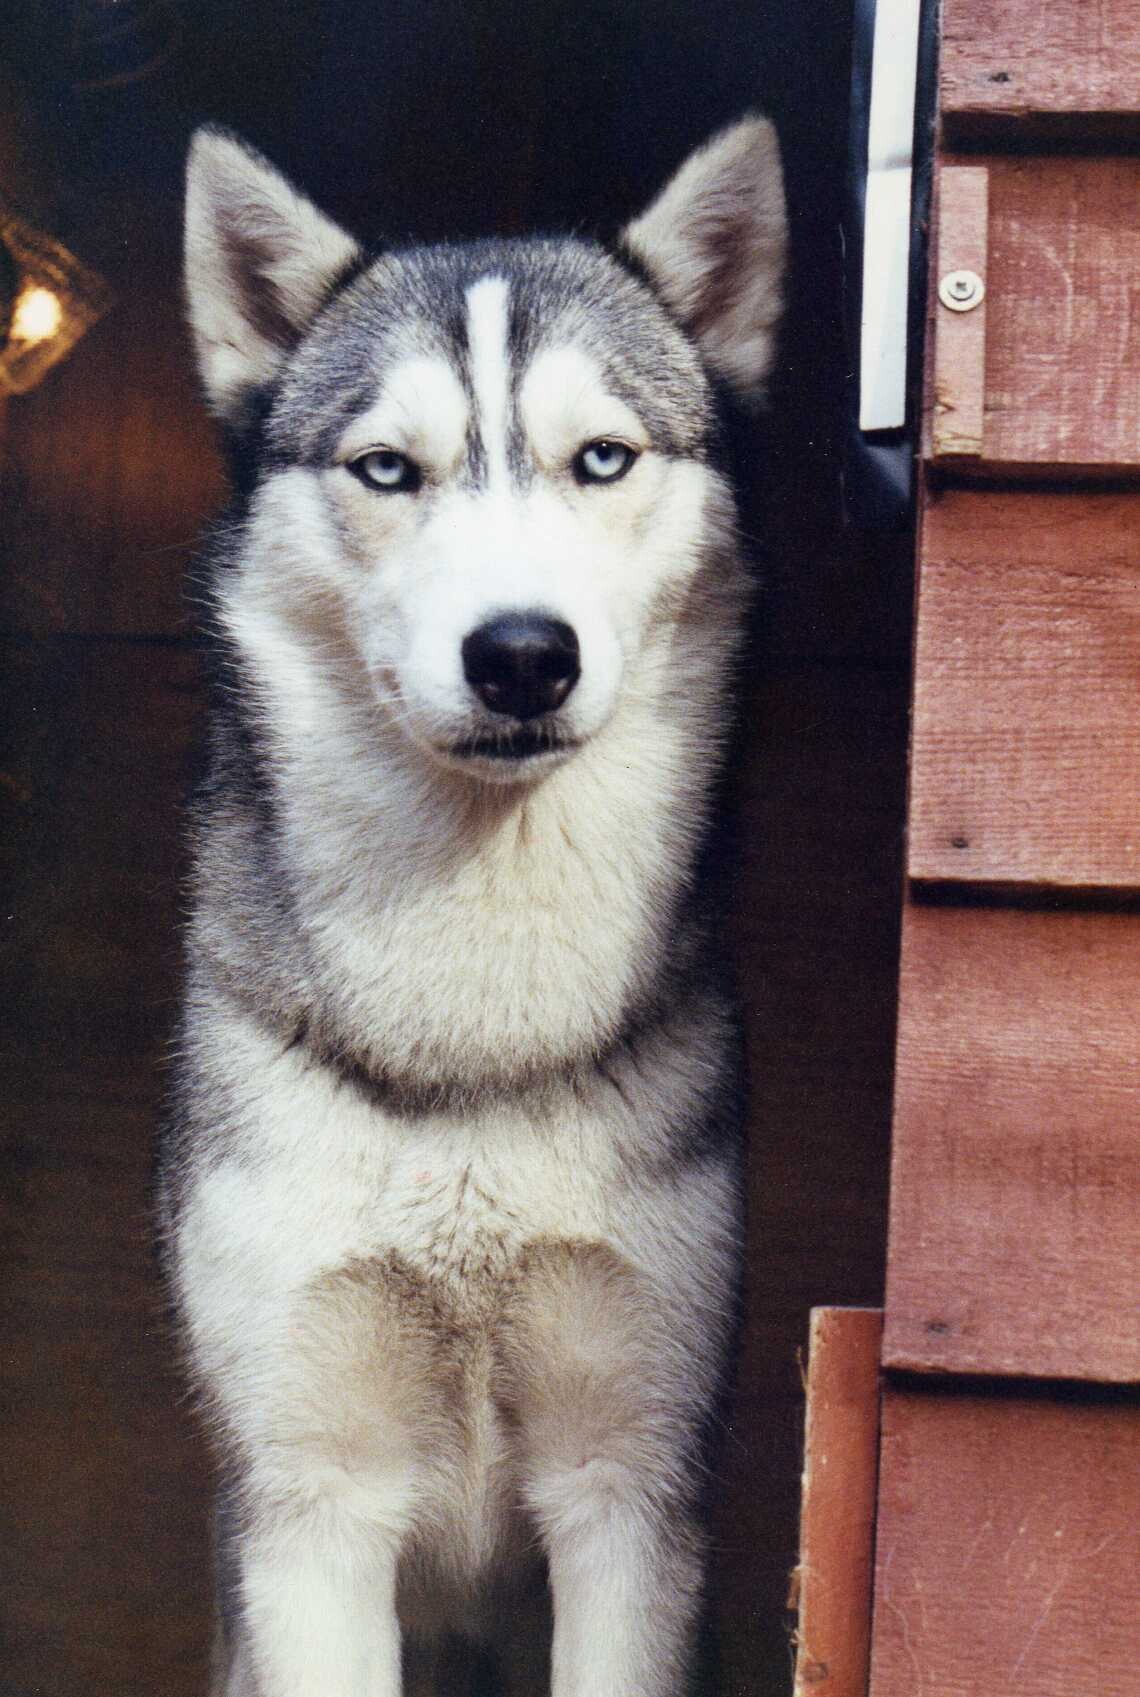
[502,1241,710,1697]
[195,1252,446,1697]
[544,1499,704,1697]
[223,1504,404,1697]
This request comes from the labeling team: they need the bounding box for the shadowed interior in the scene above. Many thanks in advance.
[0,3,905,1692]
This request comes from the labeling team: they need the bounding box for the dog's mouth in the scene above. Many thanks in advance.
[450,724,578,763]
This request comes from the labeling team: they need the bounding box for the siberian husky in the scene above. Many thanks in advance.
[161,116,785,1697]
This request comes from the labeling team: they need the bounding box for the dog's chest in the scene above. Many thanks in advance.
[378,1131,592,1287]
[209,1047,616,1299]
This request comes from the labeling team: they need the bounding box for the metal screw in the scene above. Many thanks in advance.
[939,269,985,312]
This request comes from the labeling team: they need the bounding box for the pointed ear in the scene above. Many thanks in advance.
[621,117,787,407]
[184,127,361,422]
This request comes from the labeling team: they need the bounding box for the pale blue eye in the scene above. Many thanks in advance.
[350,449,422,493]
[575,439,636,484]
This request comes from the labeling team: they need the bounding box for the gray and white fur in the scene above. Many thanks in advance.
[161,116,786,1697]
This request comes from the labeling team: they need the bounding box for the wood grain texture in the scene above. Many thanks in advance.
[793,1308,883,1697]
[926,157,1140,479]
[931,168,988,461]
[868,1384,1140,1697]
[884,901,1140,1383]
[941,0,1140,142]
[986,157,1140,476]
[907,488,1140,891]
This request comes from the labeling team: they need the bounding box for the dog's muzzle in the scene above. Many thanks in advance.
[462,613,580,721]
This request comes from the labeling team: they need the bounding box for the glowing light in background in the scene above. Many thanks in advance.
[0,201,112,393]
[10,286,64,345]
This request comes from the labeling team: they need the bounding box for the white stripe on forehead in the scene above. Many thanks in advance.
[465,275,512,487]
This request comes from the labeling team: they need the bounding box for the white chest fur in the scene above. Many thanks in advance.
[176,1006,625,1368]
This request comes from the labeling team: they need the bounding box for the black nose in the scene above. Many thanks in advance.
[462,614,581,720]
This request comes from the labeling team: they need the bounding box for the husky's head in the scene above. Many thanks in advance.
[185,122,785,787]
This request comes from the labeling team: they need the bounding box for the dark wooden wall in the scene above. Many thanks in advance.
[0,5,910,1692]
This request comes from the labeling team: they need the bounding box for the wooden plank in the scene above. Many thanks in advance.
[941,0,1140,143]
[985,157,1140,477]
[931,168,988,462]
[927,157,1140,479]
[883,901,1140,1383]
[869,1384,1140,1697]
[793,1308,883,1697]
[907,488,1140,892]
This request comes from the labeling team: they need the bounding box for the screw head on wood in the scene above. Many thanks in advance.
[939,269,985,312]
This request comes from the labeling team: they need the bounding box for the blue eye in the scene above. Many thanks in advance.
[350,449,422,493]
[574,439,637,484]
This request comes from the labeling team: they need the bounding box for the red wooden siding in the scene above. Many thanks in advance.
[869,1385,1140,1697]
[929,156,1140,479]
[941,0,1140,142]
[907,489,1140,892]
[859,6,1140,1697]
[884,901,1139,1382]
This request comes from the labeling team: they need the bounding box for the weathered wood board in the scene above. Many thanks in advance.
[884,4,1140,1693]
[941,0,1140,142]
[927,156,1140,478]
[868,1383,1140,1697]
[907,488,1140,892]
[930,168,988,462]
[793,1308,882,1697]
[884,901,1140,1383]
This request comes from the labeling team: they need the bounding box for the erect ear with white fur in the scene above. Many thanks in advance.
[622,117,787,406]
[184,127,361,422]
